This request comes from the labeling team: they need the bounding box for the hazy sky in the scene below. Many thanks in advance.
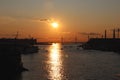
[0,0,120,41]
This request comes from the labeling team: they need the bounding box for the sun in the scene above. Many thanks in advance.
[51,22,59,28]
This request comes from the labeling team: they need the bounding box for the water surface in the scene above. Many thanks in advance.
[21,43,120,80]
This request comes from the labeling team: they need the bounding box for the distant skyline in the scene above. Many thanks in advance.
[0,0,120,42]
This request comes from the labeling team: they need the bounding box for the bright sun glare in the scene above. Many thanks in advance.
[51,22,59,28]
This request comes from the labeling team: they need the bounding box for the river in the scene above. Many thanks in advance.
[20,43,120,80]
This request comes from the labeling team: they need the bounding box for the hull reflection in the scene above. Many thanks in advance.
[48,43,63,80]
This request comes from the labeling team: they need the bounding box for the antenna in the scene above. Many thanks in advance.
[15,31,19,39]
[61,36,63,43]
[75,35,77,43]
[117,28,120,38]
[113,29,116,39]
[104,30,107,39]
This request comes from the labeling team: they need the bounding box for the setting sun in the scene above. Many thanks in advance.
[51,22,59,28]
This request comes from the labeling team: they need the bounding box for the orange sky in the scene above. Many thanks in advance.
[0,0,120,42]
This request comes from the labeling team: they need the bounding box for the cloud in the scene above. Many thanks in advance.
[40,19,48,21]
[39,18,51,23]
[0,16,16,24]
[79,32,101,35]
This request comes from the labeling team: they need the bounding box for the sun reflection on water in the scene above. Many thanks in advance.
[48,43,63,80]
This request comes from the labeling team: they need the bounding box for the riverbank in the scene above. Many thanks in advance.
[0,38,38,79]
[82,38,120,53]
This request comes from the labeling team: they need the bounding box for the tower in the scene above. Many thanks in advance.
[113,29,116,39]
[104,30,107,39]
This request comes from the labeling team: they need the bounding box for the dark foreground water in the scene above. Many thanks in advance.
[20,43,120,80]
